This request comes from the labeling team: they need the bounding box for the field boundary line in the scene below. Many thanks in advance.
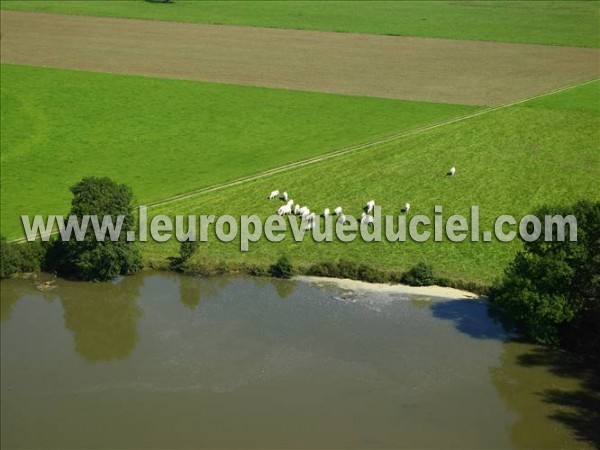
[144,77,598,207]
[8,77,598,243]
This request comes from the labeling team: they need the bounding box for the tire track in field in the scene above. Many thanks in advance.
[10,78,597,243]
[144,77,599,207]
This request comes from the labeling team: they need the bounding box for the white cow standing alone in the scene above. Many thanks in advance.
[269,190,280,199]
[366,200,375,214]
[448,166,456,176]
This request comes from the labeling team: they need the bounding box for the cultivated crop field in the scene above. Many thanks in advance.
[3,0,599,47]
[3,11,599,105]
[0,1,599,285]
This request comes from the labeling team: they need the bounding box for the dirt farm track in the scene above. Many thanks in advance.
[1,10,599,105]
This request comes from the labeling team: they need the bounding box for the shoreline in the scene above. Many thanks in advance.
[295,275,483,300]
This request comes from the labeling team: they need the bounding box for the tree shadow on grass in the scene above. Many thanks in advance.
[516,346,600,447]
[429,299,505,340]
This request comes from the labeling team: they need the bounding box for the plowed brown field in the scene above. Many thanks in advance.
[1,10,598,105]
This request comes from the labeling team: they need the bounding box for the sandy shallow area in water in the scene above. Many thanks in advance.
[295,275,482,300]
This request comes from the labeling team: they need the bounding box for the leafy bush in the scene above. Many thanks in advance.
[357,264,390,283]
[1,237,46,279]
[170,240,198,271]
[214,260,230,275]
[306,259,393,284]
[179,240,198,262]
[401,262,438,286]
[306,261,340,278]
[490,201,599,353]
[270,255,294,279]
[245,263,270,277]
[46,177,142,281]
[336,259,361,279]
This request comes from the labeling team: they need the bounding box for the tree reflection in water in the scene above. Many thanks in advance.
[1,279,58,322]
[179,275,217,309]
[60,275,144,363]
[1,283,28,322]
[274,279,298,300]
[491,340,599,449]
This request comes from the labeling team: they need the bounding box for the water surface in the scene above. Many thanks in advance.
[1,272,595,449]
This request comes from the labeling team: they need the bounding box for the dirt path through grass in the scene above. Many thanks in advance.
[1,11,598,105]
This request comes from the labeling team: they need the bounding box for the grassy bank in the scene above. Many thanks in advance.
[0,63,476,237]
[155,257,492,296]
[141,81,600,284]
[2,1,598,47]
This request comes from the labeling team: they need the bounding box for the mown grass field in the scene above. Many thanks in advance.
[2,0,598,47]
[141,81,600,284]
[0,64,476,238]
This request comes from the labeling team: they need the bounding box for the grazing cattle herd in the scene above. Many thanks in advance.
[269,167,456,227]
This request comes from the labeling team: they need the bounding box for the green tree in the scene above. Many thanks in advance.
[270,255,293,279]
[491,201,599,353]
[402,262,438,286]
[47,177,142,281]
[179,240,198,263]
[169,240,198,272]
[1,236,46,279]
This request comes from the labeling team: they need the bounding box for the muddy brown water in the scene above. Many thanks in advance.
[0,272,596,449]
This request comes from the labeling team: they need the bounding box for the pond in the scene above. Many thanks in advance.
[1,272,596,449]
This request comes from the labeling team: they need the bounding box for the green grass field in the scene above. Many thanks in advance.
[0,63,477,238]
[2,0,598,47]
[141,81,600,284]
[1,1,599,284]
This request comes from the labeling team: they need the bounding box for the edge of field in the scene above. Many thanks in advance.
[1,2,599,48]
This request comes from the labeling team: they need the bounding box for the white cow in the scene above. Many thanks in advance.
[277,205,291,216]
[334,206,343,215]
[403,203,411,213]
[294,204,301,215]
[366,200,375,213]
[448,166,456,176]
[323,208,330,217]
[269,190,280,199]
[282,191,289,201]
